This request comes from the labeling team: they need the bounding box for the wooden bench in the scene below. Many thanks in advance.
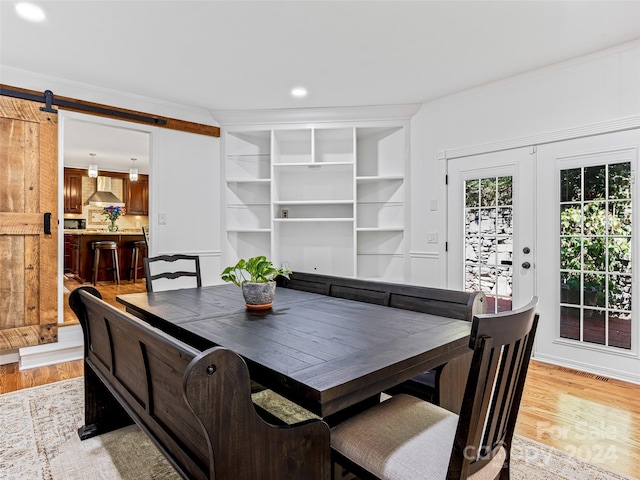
[277,272,486,411]
[277,272,485,320]
[69,286,330,480]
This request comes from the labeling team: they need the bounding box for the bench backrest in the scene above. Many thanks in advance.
[70,286,330,480]
[278,272,486,320]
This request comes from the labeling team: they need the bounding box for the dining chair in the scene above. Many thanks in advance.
[142,225,150,249]
[384,290,486,407]
[143,254,202,292]
[331,297,539,480]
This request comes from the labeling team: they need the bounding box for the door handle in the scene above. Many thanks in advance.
[43,212,51,234]
[500,260,513,265]
[522,262,531,269]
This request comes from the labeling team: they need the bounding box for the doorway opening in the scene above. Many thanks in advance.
[60,114,151,323]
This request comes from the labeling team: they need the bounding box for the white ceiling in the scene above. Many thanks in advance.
[63,119,151,174]
[2,1,640,170]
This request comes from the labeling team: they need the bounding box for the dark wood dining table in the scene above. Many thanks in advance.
[116,283,472,420]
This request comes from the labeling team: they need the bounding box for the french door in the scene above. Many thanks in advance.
[447,148,536,311]
[536,130,639,376]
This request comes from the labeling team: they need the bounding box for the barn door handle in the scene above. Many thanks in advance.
[43,212,51,234]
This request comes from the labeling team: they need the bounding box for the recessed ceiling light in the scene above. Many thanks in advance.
[15,3,46,22]
[291,87,308,98]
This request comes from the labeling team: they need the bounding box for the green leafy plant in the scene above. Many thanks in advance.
[221,256,291,287]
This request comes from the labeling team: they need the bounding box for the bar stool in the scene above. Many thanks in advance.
[129,239,147,283]
[91,241,120,285]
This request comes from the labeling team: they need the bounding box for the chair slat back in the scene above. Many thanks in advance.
[142,225,150,249]
[450,297,539,479]
[144,254,202,292]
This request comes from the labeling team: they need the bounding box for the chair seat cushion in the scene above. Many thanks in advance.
[331,394,505,480]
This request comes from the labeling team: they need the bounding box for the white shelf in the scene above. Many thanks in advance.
[356,175,404,182]
[226,153,270,159]
[226,178,271,184]
[274,218,354,223]
[275,200,353,205]
[227,202,270,207]
[357,227,404,232]
[274,161,354,167]
[226,228,271,233]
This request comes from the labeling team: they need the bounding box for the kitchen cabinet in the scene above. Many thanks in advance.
[223,122,408,282]
[64,168,83,213]
[125,174,149,215]
[64,234,80,275]
[64,234,72,273]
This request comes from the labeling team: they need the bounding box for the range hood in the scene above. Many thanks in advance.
[87,176,125,207]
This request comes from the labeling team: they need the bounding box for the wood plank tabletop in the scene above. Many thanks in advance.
[117,284,471,417]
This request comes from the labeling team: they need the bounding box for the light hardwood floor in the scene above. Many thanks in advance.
[2,278,639,478]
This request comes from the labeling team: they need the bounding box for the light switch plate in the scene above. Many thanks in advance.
[158,212,167,225]
[427,232,438,244]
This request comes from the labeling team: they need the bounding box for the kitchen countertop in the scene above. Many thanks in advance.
[64,230,145,235]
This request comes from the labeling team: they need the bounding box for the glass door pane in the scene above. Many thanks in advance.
[559,162,632,350]
[464,176,513,313]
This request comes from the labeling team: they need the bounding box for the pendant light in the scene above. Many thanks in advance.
[88,153,98,178]
[129,158,139,181]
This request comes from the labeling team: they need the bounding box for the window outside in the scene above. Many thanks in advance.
[559,162,632,350]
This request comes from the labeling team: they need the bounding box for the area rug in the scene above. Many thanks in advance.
[0,378,636,480]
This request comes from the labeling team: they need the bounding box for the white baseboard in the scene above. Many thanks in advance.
[18,324,84,370]
[0,349,20,365]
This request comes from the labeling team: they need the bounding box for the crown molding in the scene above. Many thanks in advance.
[442,115,640,160]
[211,104,421,126]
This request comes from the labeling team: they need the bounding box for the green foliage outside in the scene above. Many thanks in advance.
[465,176,512,208]
[560,162,632,311]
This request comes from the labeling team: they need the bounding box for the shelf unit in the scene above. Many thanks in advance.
[355,126,406,281]
[223,122,407,281]
[224,131,272,261]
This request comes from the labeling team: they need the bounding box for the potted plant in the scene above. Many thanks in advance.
[221,256,292,310]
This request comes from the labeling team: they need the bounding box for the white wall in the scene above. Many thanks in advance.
[150,128,222,285]
[409,40,640,288]
[409,40,640,382]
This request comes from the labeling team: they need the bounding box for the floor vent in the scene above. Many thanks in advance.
[556,366,610,382]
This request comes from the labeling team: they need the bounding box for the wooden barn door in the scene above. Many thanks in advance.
[0,96,58,350]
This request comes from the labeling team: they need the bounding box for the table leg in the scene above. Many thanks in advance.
[437,351,473,414]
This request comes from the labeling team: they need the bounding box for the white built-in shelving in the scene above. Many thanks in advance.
[224,131,272,261]
[223,122,407,282]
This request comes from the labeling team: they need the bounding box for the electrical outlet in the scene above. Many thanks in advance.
[281,209,289,218]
